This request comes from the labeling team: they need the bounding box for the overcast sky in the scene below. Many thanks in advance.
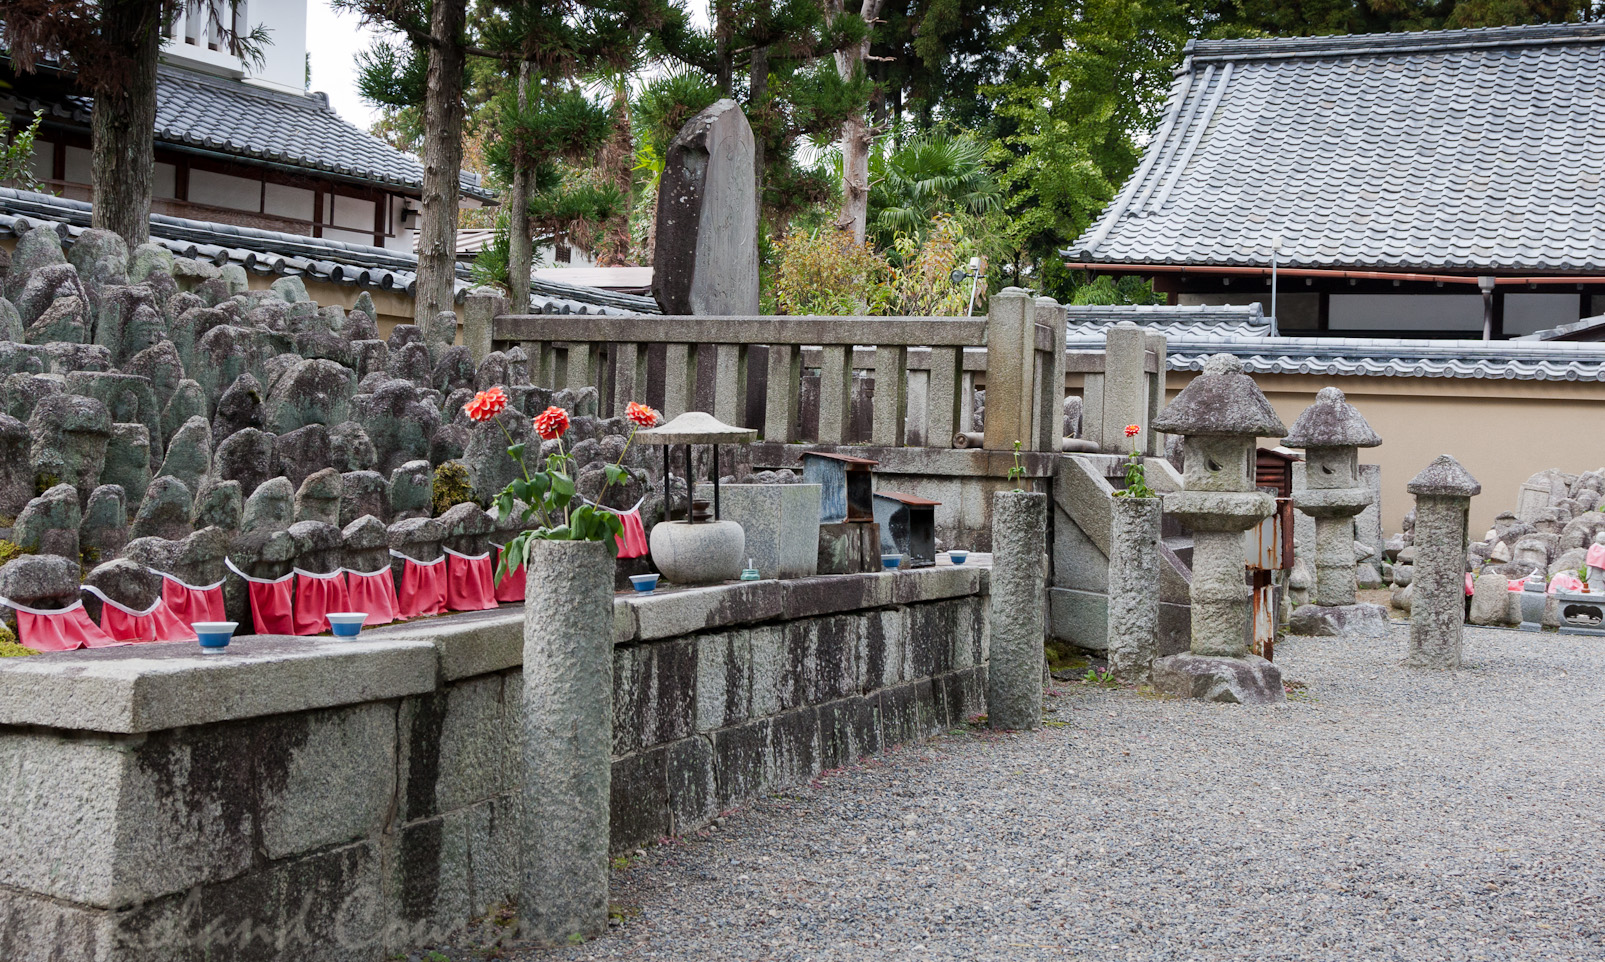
[303,0,711,138]
[305,2,386,131]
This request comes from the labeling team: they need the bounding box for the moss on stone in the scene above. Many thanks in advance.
[431,460,476,515]
[0,622,33,656]
[0,540,24,566]
[34,473,61,496]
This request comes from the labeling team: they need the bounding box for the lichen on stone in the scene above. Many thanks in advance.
[0,622,33,656]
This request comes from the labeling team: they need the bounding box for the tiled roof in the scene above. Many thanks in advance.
[0,188,646,314]
[1165,335,1605,381]
[11,65,493,201]
[1065,303,1270,340]
[1066,22,1605,274]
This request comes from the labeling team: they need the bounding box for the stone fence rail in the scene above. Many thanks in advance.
[471,288,1069,454]
[0,564,988,959]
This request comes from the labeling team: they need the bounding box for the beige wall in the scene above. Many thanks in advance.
[249,273,420,339]
[1165,372,1605,539]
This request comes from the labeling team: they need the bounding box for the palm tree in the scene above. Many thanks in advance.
[868,130,1001,249]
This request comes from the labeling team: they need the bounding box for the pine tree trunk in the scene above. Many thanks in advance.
[834,0,882,245]
[415,0,468,325]
[91,0,162,249]
[507,62,533,314]
[750,45,769,245]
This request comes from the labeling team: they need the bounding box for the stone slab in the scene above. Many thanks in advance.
[0,636,438,734]
[1286,602,1390,637]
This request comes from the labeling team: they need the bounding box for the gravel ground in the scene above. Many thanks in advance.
[468,623,1605,962]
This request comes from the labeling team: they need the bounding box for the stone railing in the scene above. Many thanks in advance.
[469,287,1067,454]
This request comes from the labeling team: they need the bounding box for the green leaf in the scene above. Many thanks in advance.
[603,463,628,486]
[507,442,526,463]
[551,471,575,499]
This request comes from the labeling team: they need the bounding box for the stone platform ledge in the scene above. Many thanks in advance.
[1152,652,1285,705]
[0,636,438,734]
[749,441,1057,478]
[371,562,989,681]
[1287,602,1390,637]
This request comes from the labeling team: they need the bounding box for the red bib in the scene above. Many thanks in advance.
[492,544,526,603]
[155,570,225,627]
[81,585,195,643]
[344,567,399,626]
[1,598,118,651]
[613,504,650,560]
[292,569,351,636]
[226,558,295,636]
[445,548,497,612]
[392,550,447,619]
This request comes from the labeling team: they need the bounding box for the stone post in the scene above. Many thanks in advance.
[521,538,615,943]
[1404,455,1480,669]
[982,288,1036,452]
[462,288,506,365]
[1149,353,1286,704]
[1106,495,1161,682]
[988,489,1045,730]
[1281,386,1388,635]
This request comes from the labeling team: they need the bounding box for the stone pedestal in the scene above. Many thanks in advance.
[988,490,1045,730]
[696,482,821,579]
[1106,496,1161,682]
[817,521,881,574]
[521,539,615,943]
[1288,602,1389,636]
[1403,456,1480,669]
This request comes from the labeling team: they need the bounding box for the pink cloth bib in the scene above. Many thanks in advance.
[292,569,351,636]
[445,548,497,612]
[344,567,399,626]
[227,558,295,635]
[492,544,526,603]
[81,585,195,643]
[156,570,225,627]
[393,550,448,619]
[1,597,118,651]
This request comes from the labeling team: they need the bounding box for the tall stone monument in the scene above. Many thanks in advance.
[1404,455,1480,669]
[1283,386,1389,636]
[1149,353,1286,704]
[651,99,760,315]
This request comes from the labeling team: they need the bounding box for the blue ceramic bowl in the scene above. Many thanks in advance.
[327,612,367,638]
[193,621,237,653]
[881,554,903,570]
[949,550,969,565]
[630,573,660,593]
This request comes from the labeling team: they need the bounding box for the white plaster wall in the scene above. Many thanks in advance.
[188,168,259,211]
[162,0,308,95]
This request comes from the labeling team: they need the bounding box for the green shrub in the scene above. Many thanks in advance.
[431,461,476,515]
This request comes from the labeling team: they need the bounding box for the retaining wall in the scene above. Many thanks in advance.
[0,565,988,961]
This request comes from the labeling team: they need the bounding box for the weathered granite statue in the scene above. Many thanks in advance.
[1403,455,1480,668]
[1149,353,1286,704]
[1282,386,1389,636]
[650,99,760,315]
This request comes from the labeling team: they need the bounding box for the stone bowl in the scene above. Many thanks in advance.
[194,621,237,654]
[649,520,744,585]
[327,612,367,638]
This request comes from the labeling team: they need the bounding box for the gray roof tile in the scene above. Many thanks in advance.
[1068,22,1605,274]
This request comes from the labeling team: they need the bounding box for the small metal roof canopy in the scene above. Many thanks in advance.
[637,412,758,523]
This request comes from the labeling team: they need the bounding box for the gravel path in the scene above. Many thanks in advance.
[484,624,1605,961]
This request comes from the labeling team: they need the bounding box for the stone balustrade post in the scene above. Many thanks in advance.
[462,288,506,364]
[982,288,1035,452]
[1106,495,1162,682]
[1404,455,1480,669]
[988,489,1046,730]
[521,538,615,943]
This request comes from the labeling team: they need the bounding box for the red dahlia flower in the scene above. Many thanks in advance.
[534,405,571,440]
[464,386,509,422]
[625,401,661,428]
[1124,424,1141,438]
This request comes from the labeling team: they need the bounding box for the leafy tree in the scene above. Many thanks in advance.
[2,1,263,248]
[867,129,999,249]
[0,111,45,191]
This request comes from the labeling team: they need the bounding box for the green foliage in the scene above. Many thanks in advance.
[0,621,36,658]
[767,215,975,316]
[0,540,22,567]
[868,130,1000,249]
[1069,274,1165,306]
[0,110,43,191]
[431,461,477,516]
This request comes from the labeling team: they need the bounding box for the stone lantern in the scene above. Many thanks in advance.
[1282,386,1387,634]
[1150,353,1287,704]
